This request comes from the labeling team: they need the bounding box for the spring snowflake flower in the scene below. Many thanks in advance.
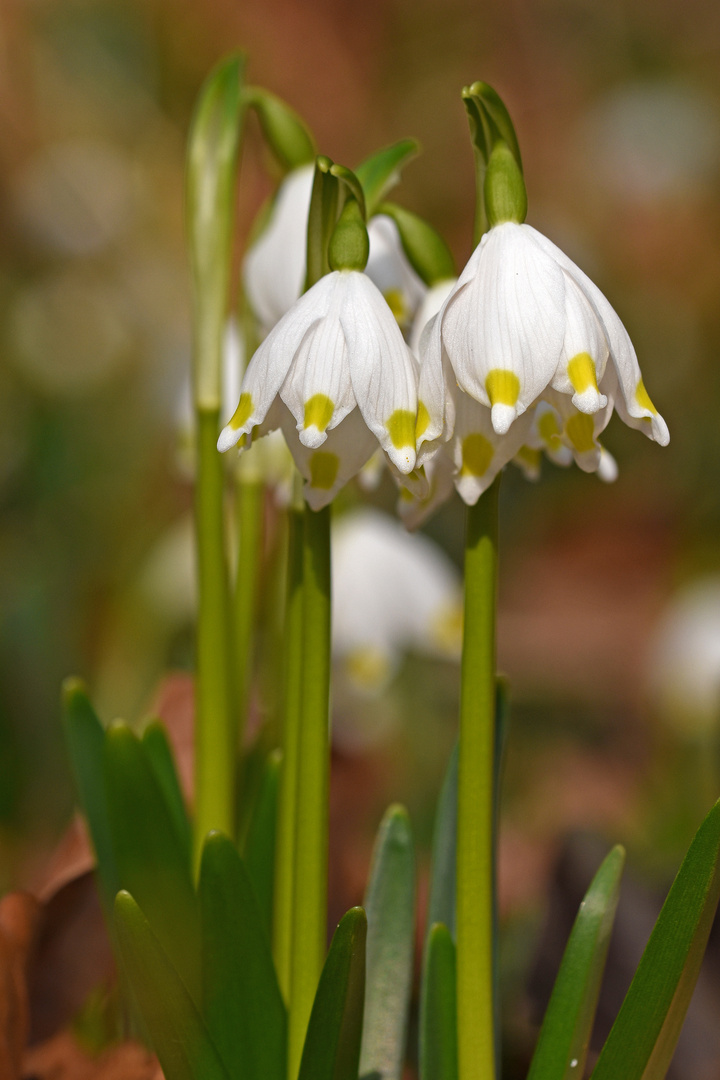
[332,508,462,695]
[243,165,428,336]
[217,269,418,505]
[417,221,669,459]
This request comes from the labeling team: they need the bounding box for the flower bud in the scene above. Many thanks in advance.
[328,198,369,272]
[484,139,527,226]
[244,86,315,171]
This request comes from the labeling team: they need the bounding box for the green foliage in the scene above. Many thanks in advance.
[242,748,281,934]
[114,892,230,1080]
[360,805,415,1080]
[104,721,200,999]
[355,139,420,217]
[142,720,192,861]
[420,923,458,1080]
[592,799,720,1080]
[298,907,367,1080]
[527,845,625,1080]
[199,832,286,1080]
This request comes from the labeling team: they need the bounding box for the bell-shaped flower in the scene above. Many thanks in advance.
[218,269,419,501]
[419,220,669,448]
[243,167,430,337]
[332,508,462,696]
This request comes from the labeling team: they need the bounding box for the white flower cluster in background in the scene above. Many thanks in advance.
[218,166,669,522]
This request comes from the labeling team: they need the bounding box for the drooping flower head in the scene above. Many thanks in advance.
[410,95,668,522]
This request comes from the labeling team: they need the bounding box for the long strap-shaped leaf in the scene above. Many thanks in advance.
[592,798,720,1080]
[243,749,281,936]
[142,719,192,862]
[426,745,458,941]
[104,722,200,999]
[62,679,121,912]
[114,891,230,1080]
[199,832,286,1080]
[298,907,367,1080]
[360,804,415,1080]
[420,923,458,1080]
[527,845,625,1080]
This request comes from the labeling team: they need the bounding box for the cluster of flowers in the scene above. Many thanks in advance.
[218,162,669,523]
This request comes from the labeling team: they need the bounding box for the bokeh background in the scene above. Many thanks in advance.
[1,0,720,1073]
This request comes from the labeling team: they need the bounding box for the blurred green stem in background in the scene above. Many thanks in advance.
[457,478,499,1080]
[187,55,246,862]
[234,475,264,748]
[289,503,332,1080]
[274,505,305,1003]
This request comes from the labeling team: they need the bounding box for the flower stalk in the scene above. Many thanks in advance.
[187,55,245,862]
[457,476,500,1080]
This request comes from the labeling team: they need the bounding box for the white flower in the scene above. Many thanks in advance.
[243,165,314,335]
[218,270,419,505]
[418,220,669,449]
[243,169,428,336]
[647,578,720,737]
[332,508,462,695]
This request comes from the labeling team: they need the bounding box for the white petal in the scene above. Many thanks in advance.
[366,215,426,328]
[243,165,314,333]
[217,275,335,452]
[278,274,356,447]
[416,311,457,466]
[451,391,533,505]
[280,404,377,511]
[525,224,669,445]
[551,272,608,414]
[340,272,419,474]
[397,446,456,530]
[597,446,619,483]
[441,222,566,433]
[409,278,457,357]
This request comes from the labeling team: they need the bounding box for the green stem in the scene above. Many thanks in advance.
[234,477,264,746]
[273,507,305,1003]
[194,407,234,865]
[457,478,500,1080]
[288,503,332,1080]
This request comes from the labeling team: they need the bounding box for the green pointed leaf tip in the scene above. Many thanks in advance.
[484,140,527,226]
[103,721,200,998]
[376,201,455,286]
[61,678,120,911]
[592,799,720,1080]
[360,804,416,1080]
[329,198,369,273]
[527,845,625,1080]
[114,891,230,1080]
[186,53,246,408]
[244,85,316,170]
[420,923,458,1080]
[199,832,286,1080]
[355,138,420,216]
[299,907,367,1080]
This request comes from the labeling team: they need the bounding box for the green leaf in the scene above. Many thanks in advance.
[360,805,415,1080]
[355,139,420,216]
[298,907,367,1080]
[199,832,286,1080]
[420,923,458,1080]
[61,678,120,913]
[104,722,200,999]
[527,845,625,1080]
[592,798,720,1080]
[244,86,316,170]
[243,749,281,935]
[426,743,458,941]
[142,720,192,863]
[375,202,455,286]
[114,891,230,1080]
